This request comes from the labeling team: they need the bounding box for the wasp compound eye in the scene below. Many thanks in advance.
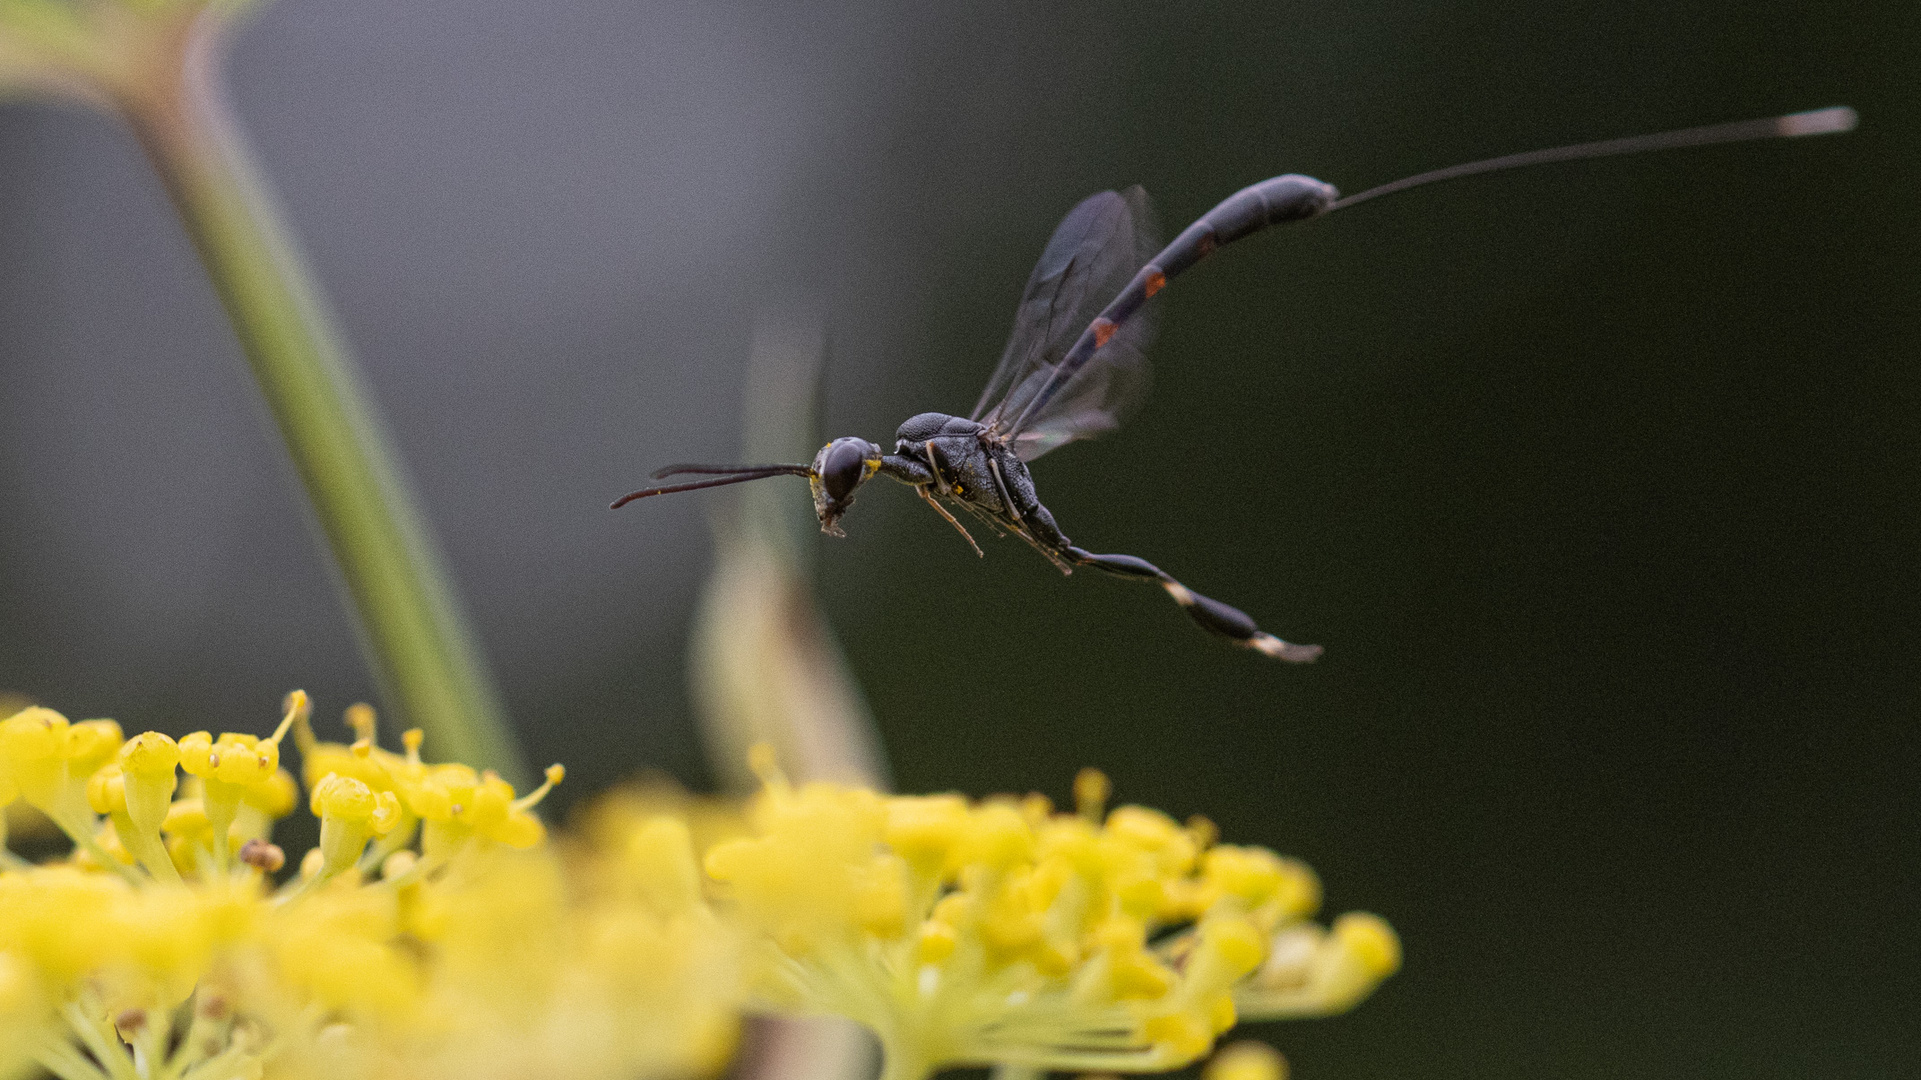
[808,437,880,536]
[818,439,873,503]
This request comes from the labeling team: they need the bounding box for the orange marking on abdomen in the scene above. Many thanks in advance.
[1092,318,1117,347]
[1144,269,1167,298]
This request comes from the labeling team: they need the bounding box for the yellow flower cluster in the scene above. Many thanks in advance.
[1,693,1397,1080]
[704,755,1399,1080]
[0,694,739,1080]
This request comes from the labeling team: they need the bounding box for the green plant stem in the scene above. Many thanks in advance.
[116,20,526,782]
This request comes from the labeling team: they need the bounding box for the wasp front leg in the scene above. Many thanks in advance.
[876,453,983,556]
[917,487,984,556]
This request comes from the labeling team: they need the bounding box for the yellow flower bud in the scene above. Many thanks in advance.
[242,769,298,819]
[1203,846,1283,904]
[0,707,69,807]
[883,794,969,874]
[91,821,136,868]
[64,720,124,776]
[120,732,180,778]
[174,698,309,876]
[914,920,957,964]
[87,765,127,815]
[406,762,476,822]
[471,764,562,849]
[343,701,377,742]
[311,774,402,883]
[1109,949,1177,1000]
[1186,814,1220,851]
[851,856,909,939]
[1207,991,1238,1033]
[1198,916,1267,983]
[957,801,1033,869]
[1115,872,1167,920]
[1033,938,1078,977]
[80,749,181,883]
[1093,917,1175,1000]
[177,731,214,776]
[162,799,211,841]
[1269,858,1322,921]
[978,889,1044,957]
[486,812,545,849]
[701,838,753,883]
[1141,1010,1213,1064]
[115,733,180,845]
[0,950,33,1027]
[1108,805,1195,870]
[381,849,418,880]
[623,816,701,915]
[1073,767,1111,820]
[1204,1041,1287,1080]
[1332,912,1401,979]
[373,792,402,834]
[299,739,388,791]
[311,774,378,825]
[462,772,515,827]
[202,734,275,786]
[1235,912,1401,1020]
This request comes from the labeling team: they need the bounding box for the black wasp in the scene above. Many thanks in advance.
[615,107,1853,660]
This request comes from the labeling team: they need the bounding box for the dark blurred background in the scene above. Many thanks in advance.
[2,0,1915,1077]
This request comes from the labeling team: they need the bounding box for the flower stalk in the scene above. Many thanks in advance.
[48,6,527,782]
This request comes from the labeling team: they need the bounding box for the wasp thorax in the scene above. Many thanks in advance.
[810,437,882,535]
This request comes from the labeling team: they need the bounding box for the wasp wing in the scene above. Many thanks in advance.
[973,187,1160,463]
[1002,320,1154,460]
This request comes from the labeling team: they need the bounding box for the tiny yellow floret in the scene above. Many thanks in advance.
[1333,911,1402,978]
[1204,1040,1287,1080]
[120,731,180,776]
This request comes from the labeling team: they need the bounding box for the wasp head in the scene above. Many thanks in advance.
[809,437,882,535]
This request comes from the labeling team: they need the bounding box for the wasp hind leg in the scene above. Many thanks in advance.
[1063,545,1323,662]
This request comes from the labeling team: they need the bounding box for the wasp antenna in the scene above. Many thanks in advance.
[650,462,813,480]
[1330,106,1858,212]
[610,465,812,509]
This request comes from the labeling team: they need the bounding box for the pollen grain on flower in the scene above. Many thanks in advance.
[0,696,741,1080]
[701,759,1397,1080]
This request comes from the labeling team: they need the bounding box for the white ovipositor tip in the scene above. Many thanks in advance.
[1778,106,1858,137]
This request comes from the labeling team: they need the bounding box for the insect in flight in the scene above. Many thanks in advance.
[615,107,1855,661]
